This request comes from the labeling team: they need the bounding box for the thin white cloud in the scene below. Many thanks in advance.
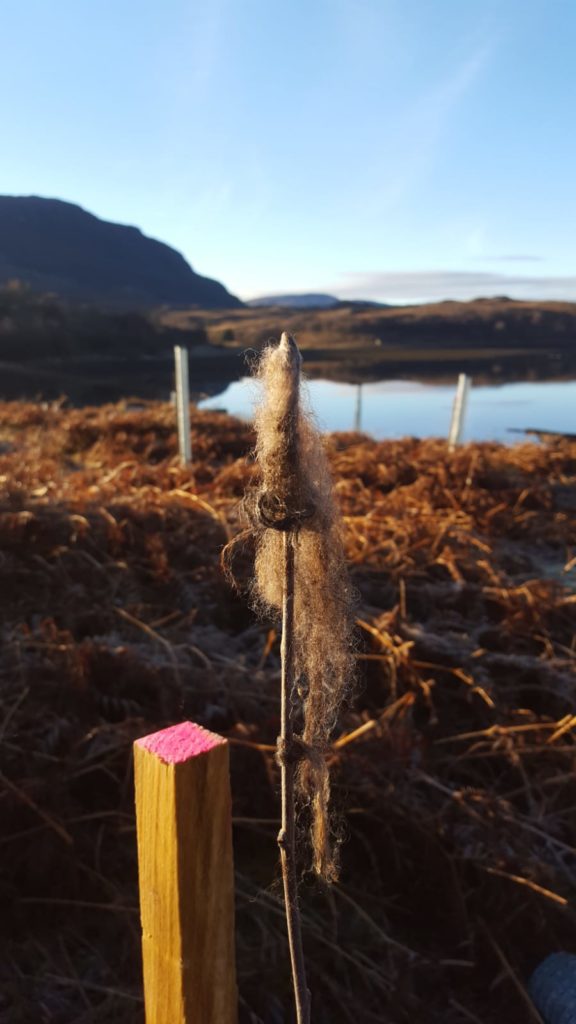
[376,43,494,208]
[482,255,545,263]
[187,0,231,88]
[332,270,576,304]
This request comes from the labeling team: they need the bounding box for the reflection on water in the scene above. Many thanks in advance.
[199,377,576,443]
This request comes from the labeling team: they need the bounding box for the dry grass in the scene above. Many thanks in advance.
[0,399,575,1022]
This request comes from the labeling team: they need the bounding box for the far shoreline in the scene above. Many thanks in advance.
[2,294,576,404]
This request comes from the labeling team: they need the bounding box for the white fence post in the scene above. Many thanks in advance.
[353,384,363,433]
[448,373,471,450]
[174,346,192,465]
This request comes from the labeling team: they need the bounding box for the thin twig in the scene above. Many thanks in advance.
[481,865,568,906]
[482,922,545,1023]
[0,770,73,846]
[115,606,186,684]
[278,531,311,1024]
[44,973,143,1002]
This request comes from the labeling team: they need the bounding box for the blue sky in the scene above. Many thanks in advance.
[1,0,575,303]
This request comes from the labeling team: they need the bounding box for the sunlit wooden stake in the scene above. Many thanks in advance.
[448,372,471,450]
[134,721,237,1024]
[174,345,192,465]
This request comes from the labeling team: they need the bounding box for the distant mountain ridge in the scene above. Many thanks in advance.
[247,293,340,308]
[247,292,389,309]
[0,196,242,310]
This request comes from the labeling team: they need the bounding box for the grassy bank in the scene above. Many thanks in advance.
[1,400,575,1022]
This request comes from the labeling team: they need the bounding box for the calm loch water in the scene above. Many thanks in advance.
[199,377,576,443]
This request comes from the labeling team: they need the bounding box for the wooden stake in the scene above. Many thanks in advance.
[134,721,237,1024]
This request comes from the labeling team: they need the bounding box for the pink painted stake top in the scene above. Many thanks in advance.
[136,720,226,765]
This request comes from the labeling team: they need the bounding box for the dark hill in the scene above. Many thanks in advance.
[0,196,242,310]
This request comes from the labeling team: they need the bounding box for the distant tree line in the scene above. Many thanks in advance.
[0,282,208,361]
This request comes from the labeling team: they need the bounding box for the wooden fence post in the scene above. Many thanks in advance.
[134,721,237,1024]
[448,372,471,450]
[174,346,192,465]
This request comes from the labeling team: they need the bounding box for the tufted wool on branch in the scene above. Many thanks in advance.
[250,333,355,881]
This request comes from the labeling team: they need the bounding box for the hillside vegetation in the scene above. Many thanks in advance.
[0,284,207,361]
[164,296,576,352]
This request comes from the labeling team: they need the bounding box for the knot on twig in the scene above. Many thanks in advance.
[257,492,315,532]
[276,735,327,773]
[275,734,311,768]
